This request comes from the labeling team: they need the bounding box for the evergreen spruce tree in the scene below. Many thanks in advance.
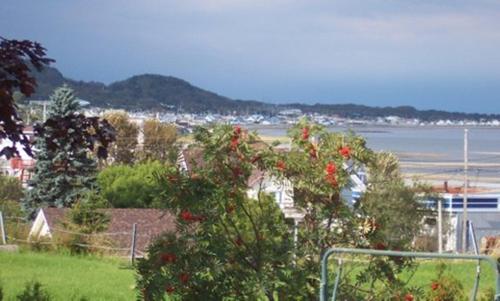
[23,85,97,217]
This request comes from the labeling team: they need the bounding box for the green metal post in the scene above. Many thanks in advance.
[331,259,343,301]
[320,250,329,301]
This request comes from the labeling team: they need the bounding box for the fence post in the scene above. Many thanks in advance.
[130,223,137,265]
[0,211,6,245]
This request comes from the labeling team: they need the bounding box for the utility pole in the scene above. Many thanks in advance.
[462,129,468,253]
[438,198,443,253]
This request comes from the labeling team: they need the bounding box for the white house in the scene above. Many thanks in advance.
[176,146,366,222]
[0,130,36,183]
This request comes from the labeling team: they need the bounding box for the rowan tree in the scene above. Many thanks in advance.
[136,121,430,300]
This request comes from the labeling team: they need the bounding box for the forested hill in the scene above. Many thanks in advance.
[30,66,267,113]
[29,66,500,121]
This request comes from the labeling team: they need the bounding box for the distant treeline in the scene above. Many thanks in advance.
[28,66,500,121]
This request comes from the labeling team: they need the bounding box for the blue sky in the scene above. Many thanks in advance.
[3,0,500,113]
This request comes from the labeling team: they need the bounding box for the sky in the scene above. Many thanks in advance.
[2,0,500,113]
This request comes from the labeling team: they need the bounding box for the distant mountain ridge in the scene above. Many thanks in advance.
[30,66,500,121]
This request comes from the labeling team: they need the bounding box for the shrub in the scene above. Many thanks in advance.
[97,161,168,208]
[58,198,111,255]
[0,200,30,244]
[479,288,495,301]
[426,262,466,301]
[0,174,24,203]
[16,281,51,301]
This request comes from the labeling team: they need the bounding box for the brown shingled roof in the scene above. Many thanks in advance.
[41,208,176,256]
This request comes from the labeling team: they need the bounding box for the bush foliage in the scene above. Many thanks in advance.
[136,121,431,300]
[97,161,168,208]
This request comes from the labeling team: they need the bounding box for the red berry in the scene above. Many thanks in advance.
[431,282,439,291]
[325,174,338,187]
[276,160,286,171]
[179,273,190,284]
[180,210,193,222]
[165,286,175,294]
[160,253,176,264]
[339,146,351,159]
[235,237,244,246]
[302,127,310,140]
[325,162,336,175]
[404,293,414,301]
[234,125,242,135]
[230,136,239,151]
[374,242,386,250]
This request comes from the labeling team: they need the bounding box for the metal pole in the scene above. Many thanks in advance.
[320,250,329,301]
[130,223,137,264]
[293,219,298,264]
[438,198,443,253]
[469,221,481,301]
[331,259,343,301]
[42,102,47,122]
[0,211,6,245]
[462,128,469,253]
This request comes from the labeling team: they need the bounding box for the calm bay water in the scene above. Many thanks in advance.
[252,126,500,178]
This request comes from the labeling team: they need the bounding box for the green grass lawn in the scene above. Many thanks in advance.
[1,251,498,300]
[407,260,496,292]
[0,251,136,301]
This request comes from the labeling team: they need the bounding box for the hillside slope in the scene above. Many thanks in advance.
[29,66,500,120]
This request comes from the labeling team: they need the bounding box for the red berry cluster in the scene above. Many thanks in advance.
[324,162,337,187]
[165,286,175,294]
[404,293,414,301]
[160,253,177,264]
[276,160,286,171]
[179,273,190,284]
[230,126,241,151]
[339,146,351,159]
[302,127,309,140]
[164,272,190,294]
[431,282,439,291]
[180,210,204,222]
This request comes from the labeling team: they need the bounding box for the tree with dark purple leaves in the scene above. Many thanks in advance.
[0,37,54,158]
